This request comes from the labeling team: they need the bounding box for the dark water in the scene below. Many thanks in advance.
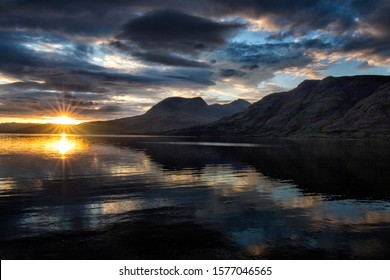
[0,134,389,259]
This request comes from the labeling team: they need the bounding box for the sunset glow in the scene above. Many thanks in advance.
[1,0,389,266]
[57,133,73,156]
[0,134,88,157]
[47,133,88,157]
[51,115,81,125]
[0,0,389,124]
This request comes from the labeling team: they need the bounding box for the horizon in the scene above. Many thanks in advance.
[0,95,250,124]
[0,73,388,125]
[1,1,390,124]
[0,0,389,265]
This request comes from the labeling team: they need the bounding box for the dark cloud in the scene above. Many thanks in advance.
[339,34,390,58]
[0,0,389,121]
[220,69,246,78]
[0,1,218,38]
[0,33,43,68]
[0,27,216,120]
[0,0,140,37]
[117,10,242,54]
[301,38,333,50]
[95,104,123,113]
[0,32,100,77]
[336,0,390,59]
[215,39,336,83]
[1,1,388,61]
[210,0,389,60]
[0,89,89,115]
[0,31,214,93]
[0,0,383,37]
[159,68,215,86]
[248,64,259,70]
[351,0,390,37]
[204,0,358,35]
[113,10,243,67]
[0,7,116,37]
[0,85,124,119]
[1,0,388,55]
[131,52,209,68]
[224,42,312,69]
[266,31,293,41]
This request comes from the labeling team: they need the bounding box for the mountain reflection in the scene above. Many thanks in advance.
[0,135,389,259]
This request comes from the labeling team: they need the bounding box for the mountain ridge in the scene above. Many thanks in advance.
[79,97,251,134]
[1,75,389,138]
[172,75,390,138]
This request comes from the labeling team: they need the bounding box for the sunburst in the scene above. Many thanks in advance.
[39,91,89,134]
[51,115,81,125]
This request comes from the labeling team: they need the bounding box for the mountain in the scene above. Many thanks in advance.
[174,75,390,138]
[78,97,251,134]
[0,123,61,134]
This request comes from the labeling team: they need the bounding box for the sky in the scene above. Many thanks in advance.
[0,0,389,123]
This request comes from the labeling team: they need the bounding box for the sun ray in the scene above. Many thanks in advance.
[51,115,81,125]
[29,89,88,135]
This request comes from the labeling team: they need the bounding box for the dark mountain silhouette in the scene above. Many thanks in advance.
[79,97,250,134]
[0,97,250,135]
[174,75,390,138]
[0,123,61,134]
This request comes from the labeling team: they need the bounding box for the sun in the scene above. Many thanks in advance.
[51,115,81,125]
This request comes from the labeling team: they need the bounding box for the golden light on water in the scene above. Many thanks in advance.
[47,133,89,158]
[55,133,75,157]
[0,134,88,157]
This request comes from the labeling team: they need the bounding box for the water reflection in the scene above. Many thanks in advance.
[51,134,74,157]
[0,134,89,158]
[0,178,15,195]
[0,134,389,259]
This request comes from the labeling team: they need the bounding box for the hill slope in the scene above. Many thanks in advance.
[78,97,251,134]
[0,123,62,134]
[174,75,390,138]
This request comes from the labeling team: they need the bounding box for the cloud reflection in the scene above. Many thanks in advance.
[0,135,389,258]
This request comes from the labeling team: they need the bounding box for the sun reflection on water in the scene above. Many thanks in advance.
[46,134,89,158]
[0,134,89,158]
[54,133,74,157]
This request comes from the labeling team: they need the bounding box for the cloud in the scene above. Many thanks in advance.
[0,0,367,37]
[208,0,359,33]
[209,38,337,88]
[131,52,209,68]
[357,61,373,70]
[1,1,389,65]
[117,10,242,53]
[351,0,390,37]
[1,0,389,62]
[0,0,389,122]
[0,28,216,120]
[0,84,127,120]
[215,0,390,63]
[223,41,313,69]
[0,0,135,37]
[113,10,243,67]
[0,31,215,91]
[220,69,246,78]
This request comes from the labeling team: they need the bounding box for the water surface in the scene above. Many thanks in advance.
[0,134,389,259]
